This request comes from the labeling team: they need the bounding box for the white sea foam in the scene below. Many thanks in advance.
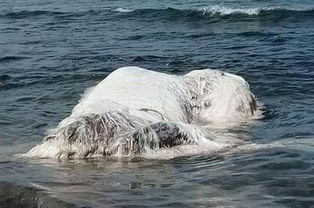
[198,5,273,16]
[113,8,134,13]
[23,67,262,159]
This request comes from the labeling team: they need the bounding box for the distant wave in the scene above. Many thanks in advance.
[115,6,314,18]
[1,6,313,21]
[114,6,266,16]
[112,8,134,13]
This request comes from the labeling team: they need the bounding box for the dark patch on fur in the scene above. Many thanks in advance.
[43,112,141,147]
[115,122,195,155]
[151,122,190,148]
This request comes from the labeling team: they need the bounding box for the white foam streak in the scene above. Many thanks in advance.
[198,5,271,16]
[113,8,134,13]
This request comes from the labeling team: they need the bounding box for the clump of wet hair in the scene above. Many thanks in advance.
[37,111,197,159]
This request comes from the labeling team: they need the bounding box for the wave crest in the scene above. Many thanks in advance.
[1,6,313,21]
[111,6,314,23]
[198,5,266,16]
[113,5,314,16]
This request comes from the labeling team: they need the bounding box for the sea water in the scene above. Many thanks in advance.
[1,0,314,207]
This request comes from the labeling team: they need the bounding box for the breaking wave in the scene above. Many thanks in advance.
[115,5,266,16]
[1,6,314,21]
[114,6,314,20]
[198,5,269,16]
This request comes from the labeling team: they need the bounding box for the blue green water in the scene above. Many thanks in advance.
[1,0,314,207]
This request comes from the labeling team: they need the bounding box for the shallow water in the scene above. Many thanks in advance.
[1,0,314,207]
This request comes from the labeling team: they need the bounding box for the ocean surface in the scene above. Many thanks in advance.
[1,0,314,207]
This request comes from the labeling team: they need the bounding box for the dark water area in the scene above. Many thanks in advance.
[1,0,314,207]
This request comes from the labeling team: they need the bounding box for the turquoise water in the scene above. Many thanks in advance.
[1,0,314,207]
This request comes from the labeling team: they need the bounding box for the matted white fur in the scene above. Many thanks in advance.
[24,67,261,159]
